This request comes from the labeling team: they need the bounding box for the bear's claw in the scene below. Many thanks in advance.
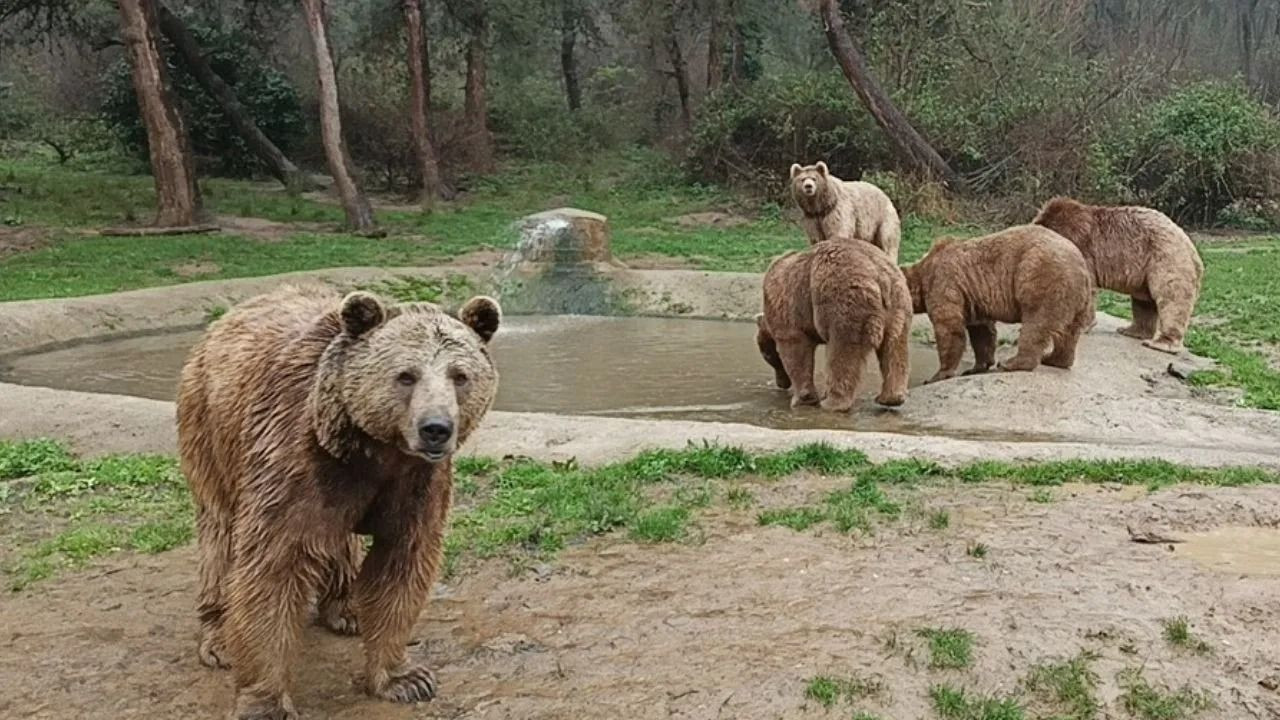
[373,664,438,704]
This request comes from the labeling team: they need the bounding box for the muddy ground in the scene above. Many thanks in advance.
[2,479,1278,719]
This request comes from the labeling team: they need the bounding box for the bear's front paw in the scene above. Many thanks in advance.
[371,663,438,704]
[875,391,905,407]
[1116,324,1151,340]
[234,694,297,720]
[961,364,991,377]
[820,395,855,413]
[791,390,819,408]
[924,370,956,384]
[198,632,230,669]
[1141,338,1184,355]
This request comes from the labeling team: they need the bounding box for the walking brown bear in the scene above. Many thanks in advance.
[177,286,501,719]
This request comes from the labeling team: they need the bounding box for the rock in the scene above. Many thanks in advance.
[515,208,612,265]
[1166,361,1197,380]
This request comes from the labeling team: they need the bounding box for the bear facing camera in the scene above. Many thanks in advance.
[176,285,501,719]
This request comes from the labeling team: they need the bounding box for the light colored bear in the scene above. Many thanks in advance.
[790,161,901,263]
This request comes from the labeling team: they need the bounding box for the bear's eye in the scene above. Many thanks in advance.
[396,371,418,386]
[452,371,470,388]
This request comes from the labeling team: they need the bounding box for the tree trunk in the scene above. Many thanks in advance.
[403,0,445,208]
[463,19,495,171]
[300,0,375,230]
[156,3,312,192]
[816,0,959,187]
[116,0,201,227]
[664,1,692,127]
[560,2,582,111]
[706,0,724,92]
[729,0,746,85]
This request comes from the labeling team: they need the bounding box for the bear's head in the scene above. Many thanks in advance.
[789,161,833,212]
[754,313,791,390]
[311,292,501,463]
[1031,197,1091,243]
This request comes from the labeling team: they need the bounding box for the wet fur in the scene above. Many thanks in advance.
[177,285,499,719]
[756,241,912,411]
[1033,196,1203,353]
[790,161,902,263]
[901,225,1094,382]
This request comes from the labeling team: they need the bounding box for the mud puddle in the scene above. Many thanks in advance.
[1175,526,1280,575]
[0,315,944,433]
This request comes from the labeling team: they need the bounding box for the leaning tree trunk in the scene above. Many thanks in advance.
[300,0,375,230]
[817,0,959,187]
[560,2,582,111]
[706,0,725,92]
[156,3,312,193]
[463,19,495,171]
[403,0,445,208]
[117,0,201,227]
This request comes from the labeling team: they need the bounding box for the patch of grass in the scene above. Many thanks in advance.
[930,685,1026,720]
[928,509,951,529]
[1117,668,1213,720]
[758,507,826,531]
[918,628,976,670]
[629,506,690,542]
[1162,617,1212,655]
[803,674,882,710]
[1024,652,1100,720]
[859,458,946,485]
[967,542,989,559]
[203,304,227,324]
[1028,488,1055,504]
[0,438,77,480]
[374,274,475,305]
[755,443,869,477]
[725,487,755,510]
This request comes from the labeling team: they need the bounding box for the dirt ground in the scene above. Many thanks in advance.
[2,479,1278,720]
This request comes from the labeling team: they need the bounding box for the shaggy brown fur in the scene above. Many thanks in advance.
[756,240,912,411]
[790,161,902,263]
[902,225,1094,383]
[177,286,501,720]
[1033,197,1204,354]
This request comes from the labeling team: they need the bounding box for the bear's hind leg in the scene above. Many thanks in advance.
[926,312,967,383]
[874,315,910,406]
[316,535,363,636]
[820,339,871,412]
[1144,268,1197,354]
[963,322,997,375]
[1118,297,1158,340]
[999,317,1052,372]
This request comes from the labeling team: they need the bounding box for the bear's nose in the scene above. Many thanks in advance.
[418,417,455,447]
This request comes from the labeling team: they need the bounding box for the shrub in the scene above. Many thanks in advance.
[100,15,304,178]
[1092,82,1280,223]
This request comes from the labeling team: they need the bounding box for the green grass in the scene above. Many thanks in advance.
[1117,669,1213,720]
[928,509,951,529]
[1028,488,1055,503]
[967,542,989,559]
[1024,652,1100,720]
[930,685,1025,720]
[0,437,77,479]
[918,628,976,670]
[803,673,883,710]
[758,506,827,530]
[1161,617,1212,655]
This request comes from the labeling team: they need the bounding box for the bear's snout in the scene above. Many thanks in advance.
[800,179,817,196]
[417,416,456,459]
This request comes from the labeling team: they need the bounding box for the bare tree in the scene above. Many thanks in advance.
[444,0,495,171]
[402,0,445,208]
[300,0,375,230]
[116,0,202,227]
[663,0,692,126]
[560,0,583,111]
[816,0,959,186]
[706,0,725,91]
[155,3,313,192]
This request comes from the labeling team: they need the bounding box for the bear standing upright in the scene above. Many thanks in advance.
[756,239,912,411]
[901,226,1094,383]
[1033,196,1203,354]
[790,161,902,263]
[177,286,501,719]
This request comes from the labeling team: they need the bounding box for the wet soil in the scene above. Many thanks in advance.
[2,482,1278,719]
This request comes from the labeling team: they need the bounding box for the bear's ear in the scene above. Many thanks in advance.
[459,296,501,343]
[754,312,766,329]
[789,163,802,179]
[815,161,829,176]
[339,292,386,338]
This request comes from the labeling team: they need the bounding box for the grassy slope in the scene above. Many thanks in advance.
[1,152,1277,407]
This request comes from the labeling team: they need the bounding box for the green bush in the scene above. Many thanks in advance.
[1093,82,1280,223]
[686,72,888,195]
[490,72,642,162]
[100,17,304,178]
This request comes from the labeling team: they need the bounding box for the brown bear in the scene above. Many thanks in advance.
[176,286,501,720]
[790,161,902,263]
[756,239,912,410]
[901,225,1094,383]
[1032,196,1204,354]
